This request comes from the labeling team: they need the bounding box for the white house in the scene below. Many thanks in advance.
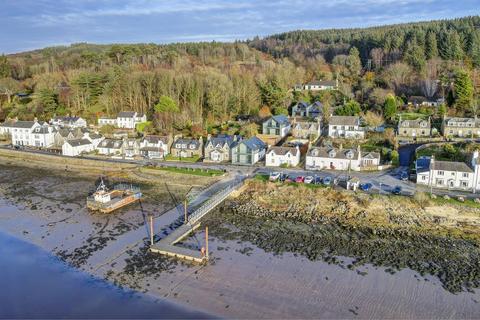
[50,116,87,128]
[29,124,56,148]
[415,154,480,192]
[62,139,94,157]
[139,135,171,159]
[2,120,41,146]
[262,115,291,138]
[303,80,338,91]
[98,117,116,126]
[116,111,147,129]
[122,138,140,158]
[96,139,124,155]
[306,146,380,171]
[328,116,365,139]
[265,146,300,167]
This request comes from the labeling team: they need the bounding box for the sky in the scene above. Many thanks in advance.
[0,0,479,54]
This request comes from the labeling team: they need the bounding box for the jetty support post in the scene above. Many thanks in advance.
[206,226,209,260]
[184,199,188,224]
[149,215,154,245]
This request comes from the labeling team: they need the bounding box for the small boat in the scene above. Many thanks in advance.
[87,178,142,213]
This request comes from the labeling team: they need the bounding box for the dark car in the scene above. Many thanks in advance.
[360,183,373,191]
[392,186,402,195]
[279,173,288,182]
[322,176,332,186]
[400,171,409,181]
[314,176,322,185]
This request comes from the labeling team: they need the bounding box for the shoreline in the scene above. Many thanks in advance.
[0,162,480,318]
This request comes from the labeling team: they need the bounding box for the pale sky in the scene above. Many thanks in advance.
[1,0,478,53]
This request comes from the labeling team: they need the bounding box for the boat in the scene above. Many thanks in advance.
[87,178,142,213]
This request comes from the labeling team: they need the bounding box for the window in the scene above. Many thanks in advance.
[421,176,426,181]
[438,171,444,176]
[463,173,469,178]
[461,181,469,188]
[436,179,444,185]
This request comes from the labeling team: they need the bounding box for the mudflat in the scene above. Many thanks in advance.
[0,163,479,318]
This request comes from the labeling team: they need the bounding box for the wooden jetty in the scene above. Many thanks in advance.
[149,178,243,263]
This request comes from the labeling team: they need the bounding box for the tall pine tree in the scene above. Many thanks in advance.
[454,69,474,111]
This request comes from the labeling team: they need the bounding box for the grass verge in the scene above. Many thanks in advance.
[147,166,224,177]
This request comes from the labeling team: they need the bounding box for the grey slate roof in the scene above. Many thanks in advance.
[66,138,91,147]
[307,146,377,160]
[98,139,123,149]
[173,138,201,150]
[267,146,298,156]
[329,116,359,126]
[6,121,37,129]
[399,118,430,128]
[143,135,169,144]
[306,80,336,87]
[32,126,54,134]
[118,111,136,118]
[444,117,480,127]
[433,160,473,173]
[240,136,266,151]
[270,115,289,125]
[206,135,236,148]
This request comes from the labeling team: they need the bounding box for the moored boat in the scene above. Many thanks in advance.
[87,178,142,213]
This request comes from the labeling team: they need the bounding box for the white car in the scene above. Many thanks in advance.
[304,176,314,184]
[269,172,281,181]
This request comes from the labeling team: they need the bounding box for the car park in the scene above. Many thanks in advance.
[304,176,314,184]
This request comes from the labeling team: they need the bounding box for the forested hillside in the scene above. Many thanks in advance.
[0,16,479,135]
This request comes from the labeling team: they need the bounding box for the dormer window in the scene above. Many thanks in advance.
[312,149,319,156]
[329,151,336,158]
[189,144,195,149]
[346,151,354,159]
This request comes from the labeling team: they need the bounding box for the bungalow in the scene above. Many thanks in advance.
[407,96,439,108]
[291,101,322,118]
[262,115,291,138]
[397,117,431,138]
[416,155,476,192]
[441,116,480,138]
[304,80,338,91]
[96,139,123,155]
[306,146,380,171]
[204,134,239,163]
[328,116,364,139]
[50,116,87,128]
[291,118,321,140]
[139,135,171,159]
[265,146,300,167]
[62,139,94,157]
[231,136,266,165]
[171,137,203,158]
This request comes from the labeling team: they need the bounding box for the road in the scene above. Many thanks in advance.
[3,144,480,199]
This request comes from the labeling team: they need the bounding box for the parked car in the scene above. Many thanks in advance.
[304,176,314,184]
[285,175,294,183]
[295,176,305,183]
[269,172,281,181]
[322,176,332,186]
[360,183,373,191]
[392,186,402,195]
[400,171,409,181]
[314,176,322,185]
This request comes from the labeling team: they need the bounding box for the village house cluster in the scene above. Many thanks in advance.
[2,96,480,194]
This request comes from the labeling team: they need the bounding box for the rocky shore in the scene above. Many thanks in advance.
[203,179,480,293]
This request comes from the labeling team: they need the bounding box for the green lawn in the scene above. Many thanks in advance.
[147,166,224,177]
[164,154,201,162]
[416,145,466,162]
[396,112,428,120]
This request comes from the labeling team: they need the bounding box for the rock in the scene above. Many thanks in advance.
[443,195,450,200]
[430,194,437,199]
[474,198,480,204]
[457,196,465,202]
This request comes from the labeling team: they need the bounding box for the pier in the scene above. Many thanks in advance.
[149,175,245,263]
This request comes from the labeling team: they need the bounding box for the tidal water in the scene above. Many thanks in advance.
[0,231,212,319]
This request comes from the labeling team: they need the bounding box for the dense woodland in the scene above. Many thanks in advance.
[0,16,479,136]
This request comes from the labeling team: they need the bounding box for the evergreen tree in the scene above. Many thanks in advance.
[441,30,464,61]
[346,47,362,78]
[454,69,474,111]
[425,32,438,59]
[383,94,397,120]
[404,41,426,71]
[469,30,480,67]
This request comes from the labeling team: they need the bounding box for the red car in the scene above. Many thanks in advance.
[295,176,305,183]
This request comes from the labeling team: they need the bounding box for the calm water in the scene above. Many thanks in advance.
[0,231,212,319]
